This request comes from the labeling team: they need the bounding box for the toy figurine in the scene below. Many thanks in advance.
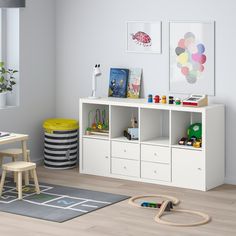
[148,94,153,103]
[175,98,181,105]
[154,95,160,103]
[169,96,174,104]
[131,113,138,128]
[161,96,167,104]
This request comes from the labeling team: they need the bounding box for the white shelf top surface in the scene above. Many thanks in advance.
[80,97,224,112]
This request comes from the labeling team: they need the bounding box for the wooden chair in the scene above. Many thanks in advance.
[0,161,40,200]
[0,148,33,180]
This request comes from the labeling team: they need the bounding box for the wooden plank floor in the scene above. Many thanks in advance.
[0,166,236,236]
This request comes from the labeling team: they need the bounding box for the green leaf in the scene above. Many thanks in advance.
[0,62,4,67]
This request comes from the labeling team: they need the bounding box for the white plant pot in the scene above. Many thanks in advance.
[0,92,7,108]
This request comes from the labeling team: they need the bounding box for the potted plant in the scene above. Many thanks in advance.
[0,62,18,108]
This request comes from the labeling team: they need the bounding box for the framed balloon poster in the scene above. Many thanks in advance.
[169,21,215,95]
[126,21,162,53]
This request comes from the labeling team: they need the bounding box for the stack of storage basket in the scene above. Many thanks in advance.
[43,118,79,169]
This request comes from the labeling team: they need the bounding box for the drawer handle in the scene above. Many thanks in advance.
[123,166,127,170]
[105,156,109,159]
[198,168,202,171]
[124,149,127,153]
[154,170,157,174]
[154,153,158,157]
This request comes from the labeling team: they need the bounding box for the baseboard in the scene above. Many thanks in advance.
[35,157,44,166]
[224,177,236,185]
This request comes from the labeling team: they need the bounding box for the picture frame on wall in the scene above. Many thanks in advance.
[126,21,162,53]
[169,21,215,95]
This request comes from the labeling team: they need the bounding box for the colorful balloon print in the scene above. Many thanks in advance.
[175,32,207,84]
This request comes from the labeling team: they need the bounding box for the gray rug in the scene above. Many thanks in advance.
[0,179,129,222]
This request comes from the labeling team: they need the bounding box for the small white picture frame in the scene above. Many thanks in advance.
[126,21,162,53]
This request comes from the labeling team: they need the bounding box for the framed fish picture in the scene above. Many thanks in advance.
[108,68,129,98]
[126,21,162,53]
[127,68,142,99]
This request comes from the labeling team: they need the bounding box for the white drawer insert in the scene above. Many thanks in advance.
[141,162,171,182]
[112,141,139,160]
[141,144,170,164]
[111,158,139,177]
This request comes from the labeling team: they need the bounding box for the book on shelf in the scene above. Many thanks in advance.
[127,68,142,99]
[108,68,129,98]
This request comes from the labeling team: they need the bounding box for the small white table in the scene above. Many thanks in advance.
[0,133,29,185]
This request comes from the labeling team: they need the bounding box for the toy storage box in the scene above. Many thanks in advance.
[79,98,225,191]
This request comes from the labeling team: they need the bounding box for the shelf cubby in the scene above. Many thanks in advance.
[171,111,202,149]
[110,106,139,142]
[140,108,170,146]
[81,103,109,139]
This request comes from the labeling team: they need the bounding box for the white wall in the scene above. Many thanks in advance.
[55,0,236,184]
[0,0,56,162]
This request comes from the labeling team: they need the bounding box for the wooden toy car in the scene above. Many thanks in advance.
[141,202,159,208]
[178,137,188,145]
[193,140,202,148]
[187,137,197,146]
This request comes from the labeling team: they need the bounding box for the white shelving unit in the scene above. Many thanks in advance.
[79,97,225,191]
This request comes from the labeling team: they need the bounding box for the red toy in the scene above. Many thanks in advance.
[154,95,160,103]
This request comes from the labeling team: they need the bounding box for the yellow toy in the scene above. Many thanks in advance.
[161,96,167,104]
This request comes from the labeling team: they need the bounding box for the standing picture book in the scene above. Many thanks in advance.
[108,68,129,98]
[127,68,142,98]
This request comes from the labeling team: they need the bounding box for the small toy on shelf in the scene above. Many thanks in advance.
[148,94,153,103]
[154,95,160,103]
[187,137,197,146]
[175,98,181,105]
[177,123,202,148]
[178,137,188,145]
[131,113,138,128]
[188,123,202,139]
[161,96,167,104]
[124,114,139,140]
[91,123,97,130]
[193,140,202,148]
[169,96,174,104]
[182,94,208,107]
[85,127,92,135]
[86,109,109,136]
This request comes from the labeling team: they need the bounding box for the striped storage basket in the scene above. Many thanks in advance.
[43,119,79,169]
